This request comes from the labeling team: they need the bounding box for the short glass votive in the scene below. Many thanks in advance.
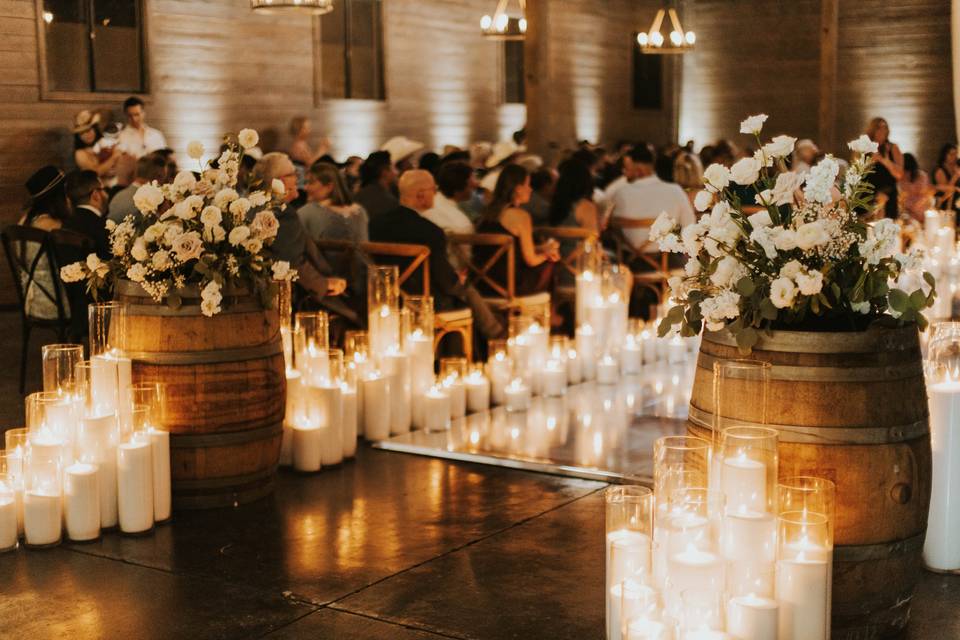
[88,301,127,356]
[718,426,778,514]
[42,344,85,395]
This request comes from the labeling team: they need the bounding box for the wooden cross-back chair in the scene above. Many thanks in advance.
[1,225,74,392]
[447,232,550,317]
[533,226,597,314]
[607,216,674,304]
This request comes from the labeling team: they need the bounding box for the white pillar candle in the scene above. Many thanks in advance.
[300,348,330,387]
[384,351,412,435]
[465,372,491,413]
[640,331,656,364]
[597,355,620,385]
[281,370,304,466]
[925,380,960,570]
[369,305,401,356]
[29,430,63,464]
[317,385,343,466]
[83,414,118,529]
[621,342,643,375]
[148,428,171,522]
[114,355,133,434]
[587,301,612,346]
[488,359,512,406]
[721,509,776,565]
[576,271,602,326]
[64,462,100,541]
[340,383,358,459]
[609,579,657,640]
[682,630,729,640]
[423,386,451,432]
[576,326,598,381]
[776,555,829,640]
[117,439,153,534]
[24,490,61,546]
[542,360,568,397]
[0,495,16,551]
[362,374,391,441]
[504,379,531,412]
[608,299,629,348]
[721,454,767,512]
[445,379,467,420]
[666,544,724,595]
[726,594,778,640]
[667,336,687,364]
[292,424,323,472]
[567,348,583,385]
[408,333,435,393]
[91,354,117,415]
[625,618,669,640]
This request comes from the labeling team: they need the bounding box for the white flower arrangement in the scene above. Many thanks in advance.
[61,129,298,317]
[653,114,936,350]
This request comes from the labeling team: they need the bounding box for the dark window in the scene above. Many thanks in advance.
[504,40,524,104]
[41,0,146,94]
[319,0,385,100]
[632,34,663,110]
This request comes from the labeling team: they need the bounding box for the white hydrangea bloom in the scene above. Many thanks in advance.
[60,262,86,282]
[701,289,741,331]
[803,156,840,204]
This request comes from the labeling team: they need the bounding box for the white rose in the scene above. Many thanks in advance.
[172,231,203,262]
[681,222,705,256]
[241,237,263,254]
[650,211,678,244]
[86,254,102,273]
[248,191,269,207]
[772,227,797,251]
[710,256,744,288]
[693,190,713,212]
[779,260,804,280]
[152,250,172,271]
[748,210,772,228]
[754,190,773,206]
[272,261,292,280]
[754,148,774,169]
[739,113,768,135]
[213,188,239,210]
[796,221,830,251]
[133,183,164,214]
[271,178,286,197]
[186,141,205,160]
[200,206,223,228]
[251,210,279,241]
[237,128,259,149]
[229,197,252,220]
[763,135,797,159]
[700,289,741,328]
[143,222,166,243]
[126,263,147,283]
[749,227,778,260]
[60,262,86,283]
[796,269,824,296]
[201,280,222,302]
[228,225,251,246]
[772,171,803,206]
[172,200,196,221]
[131,238,148,262]
[173,171,196,193]
[200,298,221,318]
[730,157,761,186]
[703,164,731,193]
[848,134,879,155]
[770,277,797,309]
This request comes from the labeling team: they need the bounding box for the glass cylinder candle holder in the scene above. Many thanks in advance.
[0,469,17,551]
[777,476,836,530]
[776,509,833,640]
[26,391,74,463]
[678,589,726,638]
[295,312,330,385]
[5,427,28,476]
[368,265,401,358]
[657,487,724,606]
[131,382,171,524]
[23,456,62,548]
[440,357,468,420]
[653,436,711,505]
[712,359,771,435]
[717,426,778,514]
[74,360,120,529]
[603,262,631,349]
[42,343,85,395]
[88,301,127,356]
[606,485,654,586]
[277,278,294,370]
[576,237,604,327]
[610,546,659,640]
[404,295,435,339]
[486,340,512,406]
[464,363,491,414]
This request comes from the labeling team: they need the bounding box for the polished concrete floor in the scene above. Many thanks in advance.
[2,312,959,639]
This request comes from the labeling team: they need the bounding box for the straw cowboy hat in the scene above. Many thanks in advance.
[380,136,424,165]
[72,110,100,134]
[485,139,523,169]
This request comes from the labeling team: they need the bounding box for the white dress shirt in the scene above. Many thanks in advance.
[117,125,167,158]
[611,175,695,251]
[422,193,475,269]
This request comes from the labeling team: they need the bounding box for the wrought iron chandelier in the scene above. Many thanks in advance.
[636,6,695,54]
[479,0,527,41]
[250,0,334,14]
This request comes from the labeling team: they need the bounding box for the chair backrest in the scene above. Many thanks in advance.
[50,228,96,267]
[534,226,597,279]
[1,224,69,322]
[447,233,515,300]
[607,216,668,273]
[313,239,431,296]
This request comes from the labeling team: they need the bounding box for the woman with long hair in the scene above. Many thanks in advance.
[933,142,960,216]
[19,166,73,319]
[73,110,122,184]
[899,153,933,221]
[672,151,704,210]
[863,117,904,219]
[475,164,559,296]
[298,161,369,245]
[288,116,330,167]
[548,158,600,233]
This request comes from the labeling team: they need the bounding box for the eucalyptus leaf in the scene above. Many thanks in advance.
[736,276,756,296]
[888,289,909,313]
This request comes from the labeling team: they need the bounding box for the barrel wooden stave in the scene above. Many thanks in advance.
[689,326,931,640]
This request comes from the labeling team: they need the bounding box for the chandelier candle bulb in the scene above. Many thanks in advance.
[292,424,323,472]
[422,385,451,432]
[726,593,778,640]
[362,373,391,441]
[117,438,154,534]
[148,427,171,523]
[64,462,100,541]
[465,370,491,413]
[924,377,960,570]
[542,360,568,397]
[340,383,358,459]
[597,355,619,385]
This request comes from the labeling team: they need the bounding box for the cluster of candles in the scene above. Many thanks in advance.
[917,210,958,320]
[605,366,835,639]
[0,302,171,551]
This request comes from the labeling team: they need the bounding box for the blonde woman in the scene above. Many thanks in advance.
[288,116,330,167]
[673,151,704,210]
[864,117,904,219]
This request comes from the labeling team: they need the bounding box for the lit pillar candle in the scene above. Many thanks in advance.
[0,491,16,551]
[504,378,531,412]
[776,552,829,640]
[666,544,724,597]
[566,348,582,385]
[444,377,467,420]
[64,462,100,542]
[362,373,391,441]
[369,305,400,356]
[292,424,322,472]
[667,336,687,364]
[90,354,118,415]
[114,355,133,435]
[319,385,343,466]
[23,490,61,547]
[925,379,960,570]
[384,350,412,435]
[148,428,171,523]
[542,360,568,397]
[117,438,154,534]
[423,385,451,432]
[465,371,491,413]
[487,357,512,406]
[29,430,63,464]
[721,508,776,565]
[576,326,597,381]
[280,370,304,466]
[587,298,612,346]
[621,339,643,375]
[721,453,767,512]
[726,593,778,640]
[609,579,657,640]
[597,354,620,385]
[84,414,118,529]
[340,383,358,459]
[625,617,670,640]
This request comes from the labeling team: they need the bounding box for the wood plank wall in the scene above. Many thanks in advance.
[680,0,954,169]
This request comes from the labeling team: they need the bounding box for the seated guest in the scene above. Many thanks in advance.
[899,153,933,221]
[253,153,352,322]
[108,153,168,223]
[369,170,504,339]
[117,96,167,158]
[418,152,441,176]
[611,145,695,253]
[381,136,424,173]
[933,143,959,215]
[548,159,601,234]
[673,151,705,210]
[72,110,124,186]
[288,116,329,168]
[299,162,369,244]
[524,168,557,225]
[476,165,559,297]
[18,167,71,320]
[792,139,820,174]
[63,170,111,259]
[422,161,476,269]
[355,151,399,221]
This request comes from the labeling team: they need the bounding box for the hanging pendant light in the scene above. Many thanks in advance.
[637,6,695,54]
[250,0,334,14]
[479,0,527,41]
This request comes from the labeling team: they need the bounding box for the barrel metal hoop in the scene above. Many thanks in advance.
[172,465,277,490]
[696,352,923,382]
[704,328,918,354]
[126,340,282,366]
[833,532,926,562]
[122,301,266,317]
[170,422,283,448]
[688,404,929,445]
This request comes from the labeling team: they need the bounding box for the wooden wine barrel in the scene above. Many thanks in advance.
[687,326,931,640]
[117,281,285,510]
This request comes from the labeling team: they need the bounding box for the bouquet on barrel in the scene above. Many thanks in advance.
[652,113,936,350]
[60,128,294,317]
